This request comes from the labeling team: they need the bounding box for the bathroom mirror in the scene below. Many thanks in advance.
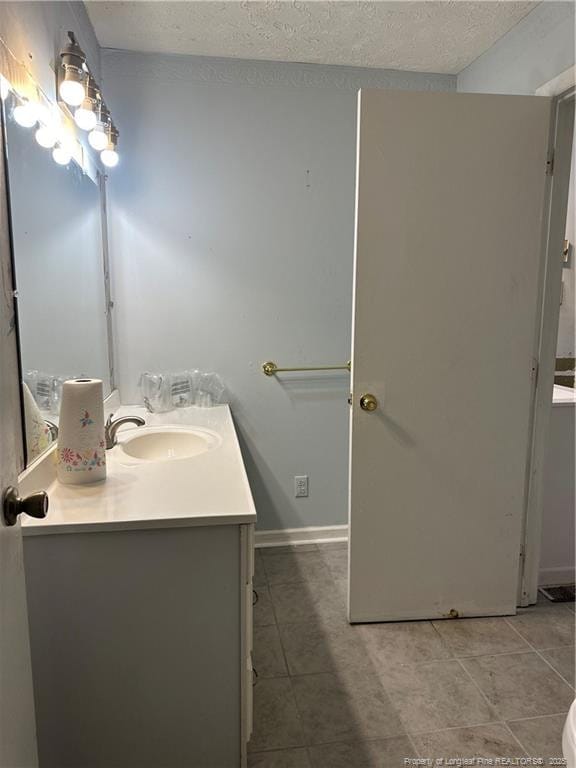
[2,92,111,465]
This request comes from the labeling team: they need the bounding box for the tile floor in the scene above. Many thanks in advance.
[249,543,575,768]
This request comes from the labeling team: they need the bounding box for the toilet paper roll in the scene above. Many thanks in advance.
[56,378,106,485]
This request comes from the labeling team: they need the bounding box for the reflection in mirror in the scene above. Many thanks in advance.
[2,92,111,466]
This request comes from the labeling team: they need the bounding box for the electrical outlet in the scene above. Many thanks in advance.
[294,475,309,498]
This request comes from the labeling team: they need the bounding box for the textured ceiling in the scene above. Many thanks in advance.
[86,1,539,74]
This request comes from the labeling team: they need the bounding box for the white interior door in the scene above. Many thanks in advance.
[0,107,39,765]
[349,89,555,622]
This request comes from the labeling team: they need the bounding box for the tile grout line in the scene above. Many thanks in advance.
[454,647,567,661]
[503,617,575,691]
[271,638,573,667]
[248,745,310,757]
[405,719,530,736]
[456,639,568,755]
[419,621,536,663]
[507,711,570,724]
[263,564,294,678]
[429,620,456,660]
[275,619,296,677]
[250,733,429,760]
[406,733,422,759]
[285,657,312,752]
[501,720,532,757]
[536,650,576,690]
[454,658,508,730]
[537,643,576,652]
[253,563,294,690]
[454,659,531,758]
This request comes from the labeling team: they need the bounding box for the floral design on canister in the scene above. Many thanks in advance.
[59,446,105,472]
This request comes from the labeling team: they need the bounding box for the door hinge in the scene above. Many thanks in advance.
[531,359,539,385]
[546,150,554,176]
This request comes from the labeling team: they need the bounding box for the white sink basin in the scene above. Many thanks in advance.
[118,426,221,462]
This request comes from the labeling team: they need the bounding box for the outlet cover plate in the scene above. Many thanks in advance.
[294,475,309,498]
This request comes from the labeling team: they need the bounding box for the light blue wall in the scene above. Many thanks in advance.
[103,50,455,531]
[458,1,575,361]
[457,2,575,95]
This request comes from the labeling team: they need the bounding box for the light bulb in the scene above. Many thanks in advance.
[13,101,38,128]
[100,124,119,168]
[74,105,97,131]
[100,148,119,168]
[59,77,85,107]
[35,125,57,148]
[88,125,108,150]
[52,144,72,165]
[59,34,86,107]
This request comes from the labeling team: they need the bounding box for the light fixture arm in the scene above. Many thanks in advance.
[60,31,86,73]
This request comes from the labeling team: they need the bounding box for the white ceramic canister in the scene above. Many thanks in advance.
[56,378,106,485]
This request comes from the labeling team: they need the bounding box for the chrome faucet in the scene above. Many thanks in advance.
[105,414,145,449]
[44,420,59,441]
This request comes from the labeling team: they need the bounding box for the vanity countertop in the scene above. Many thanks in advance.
[20,405,256,535]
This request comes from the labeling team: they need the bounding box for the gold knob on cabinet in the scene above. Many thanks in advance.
[359,393,378,412]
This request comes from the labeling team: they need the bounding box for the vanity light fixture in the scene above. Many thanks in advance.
[100,125,119,168]
[88,104,110,151]
[58,32,86,107]
[1,32,120,172]
[58,31,120,168]
[74,77,98,131]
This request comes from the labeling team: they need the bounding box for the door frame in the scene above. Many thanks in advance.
[519,87,575,605]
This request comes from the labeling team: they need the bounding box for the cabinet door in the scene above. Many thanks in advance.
[25,525,243,767]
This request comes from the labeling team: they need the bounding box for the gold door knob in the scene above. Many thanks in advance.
[360,393,378,412]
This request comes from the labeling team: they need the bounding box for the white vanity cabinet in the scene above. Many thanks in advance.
[23,520,254,768]
[20,405,256,768]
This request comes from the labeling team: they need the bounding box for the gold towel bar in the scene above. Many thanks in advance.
[262,360,351,376]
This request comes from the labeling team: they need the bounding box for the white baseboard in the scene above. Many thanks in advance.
[539,566,575,587]
[255,525,348,548]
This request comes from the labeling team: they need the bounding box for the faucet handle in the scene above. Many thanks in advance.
[105,415,145,449]
[104,414,114,449]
